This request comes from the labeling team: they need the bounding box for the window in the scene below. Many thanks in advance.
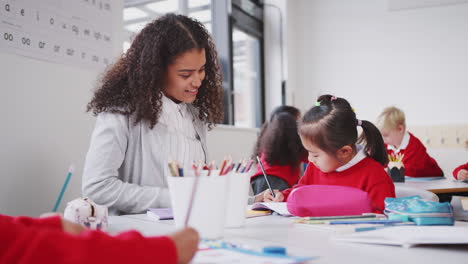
[123,0,212,52]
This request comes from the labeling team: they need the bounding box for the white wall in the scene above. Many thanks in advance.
[287,0,468,125]
[207,126,259,163]
[286,0,468,175]
[0,2,124,216]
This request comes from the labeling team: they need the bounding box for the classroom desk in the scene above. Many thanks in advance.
[398,178,468,194]
[108,214,468,264]
[396,178,468,202]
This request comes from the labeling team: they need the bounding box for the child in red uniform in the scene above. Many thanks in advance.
[0,214,198,264]
[250,106,307,195]
[453,162,468,180]
[264,95,395,213]
[376,106,443,177]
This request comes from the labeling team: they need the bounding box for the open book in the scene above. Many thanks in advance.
[333,225,468,247]
[250,202,292,216]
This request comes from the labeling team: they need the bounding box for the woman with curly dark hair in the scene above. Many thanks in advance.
[250,106,307,195]
[82,14,224,215]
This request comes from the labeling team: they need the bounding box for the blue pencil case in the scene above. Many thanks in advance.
[384,196,454,226]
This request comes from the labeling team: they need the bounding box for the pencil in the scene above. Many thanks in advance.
[185,163,201,226]
[256,156,276,198]
[52,165,74,212]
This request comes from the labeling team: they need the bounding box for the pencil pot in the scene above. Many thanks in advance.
[168,175,228,239]
[387,162,405,182]
[224,172,251,228]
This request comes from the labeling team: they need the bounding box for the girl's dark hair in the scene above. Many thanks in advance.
[87,14,223,129]
[253,105,301,158]
[254,112,307,168]
[268,106,300,121]
[299,95,388,166]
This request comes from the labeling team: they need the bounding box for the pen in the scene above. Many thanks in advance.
[52,165,74,212]
[256,156,275,198]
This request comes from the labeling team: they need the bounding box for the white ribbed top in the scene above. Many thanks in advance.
[82,95,207,215]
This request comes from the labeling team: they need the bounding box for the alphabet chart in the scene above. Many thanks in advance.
[0,0,115,70]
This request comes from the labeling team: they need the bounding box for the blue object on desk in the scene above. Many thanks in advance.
[263,246,286,255]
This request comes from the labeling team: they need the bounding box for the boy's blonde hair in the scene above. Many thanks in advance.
[376,106,406,131]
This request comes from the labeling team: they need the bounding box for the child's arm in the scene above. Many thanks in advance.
[453,163,468,180]
[402,141,443,177]
[1,214,197,264]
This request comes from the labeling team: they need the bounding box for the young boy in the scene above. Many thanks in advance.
[376,106,443,177]
[1,214,198,264]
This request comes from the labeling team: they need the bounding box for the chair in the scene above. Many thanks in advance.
[395,185,439,202]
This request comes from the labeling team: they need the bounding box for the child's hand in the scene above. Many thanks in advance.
[40,212,86,235]
[254,190,266,203]
[263,190,284,202]
[458,169,468,180]
[169,227,199,264]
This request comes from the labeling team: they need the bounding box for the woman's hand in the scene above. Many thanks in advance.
[169,227,199,264]
[263,189,284,202]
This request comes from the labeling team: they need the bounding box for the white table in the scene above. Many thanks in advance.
[108,214,468,264]
[397,178,468,194]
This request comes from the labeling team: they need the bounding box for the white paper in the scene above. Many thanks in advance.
[334,226,468,247]
[251,202,292,216]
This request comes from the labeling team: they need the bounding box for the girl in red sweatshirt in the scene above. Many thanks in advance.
[453,163,468,180]
[0,214,198,264]
[250,106,307,195]
[264,95,395,213]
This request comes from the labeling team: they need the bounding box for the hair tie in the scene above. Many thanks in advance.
[331,96,337,101]
[315,101,321,107]
[357,119,362,126]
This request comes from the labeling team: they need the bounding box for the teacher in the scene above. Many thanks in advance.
[82,14,224,215]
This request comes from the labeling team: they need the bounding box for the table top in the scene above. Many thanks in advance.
[108,214,468,264]
[397,178,468,194]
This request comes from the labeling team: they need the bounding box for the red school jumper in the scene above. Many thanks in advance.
[0,214,177,264]
[387,132,443,177]
[281,157,395,213]
[250,154,307,187]
[453,163,468,179]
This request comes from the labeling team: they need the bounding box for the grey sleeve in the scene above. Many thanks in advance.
[82,113,171,214]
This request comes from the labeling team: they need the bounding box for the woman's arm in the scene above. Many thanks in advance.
[82,113,170,214]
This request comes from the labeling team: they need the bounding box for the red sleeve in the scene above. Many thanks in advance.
[2,215,63,229]
[0,215,178,264]
[403,136,443,177]
[453,163,468,179]
[367,181,396,213]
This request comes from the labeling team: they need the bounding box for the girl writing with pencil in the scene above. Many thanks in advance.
[264,95,395,213]
[82,14,223,214]
[250,106,307,195]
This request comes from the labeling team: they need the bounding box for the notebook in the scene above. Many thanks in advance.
[146,208,174,220]
[333,225,468,247]
[250,202,292,217]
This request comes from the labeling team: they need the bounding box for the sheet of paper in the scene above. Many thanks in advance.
[334,226,468,247]
[252,202,292,216]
